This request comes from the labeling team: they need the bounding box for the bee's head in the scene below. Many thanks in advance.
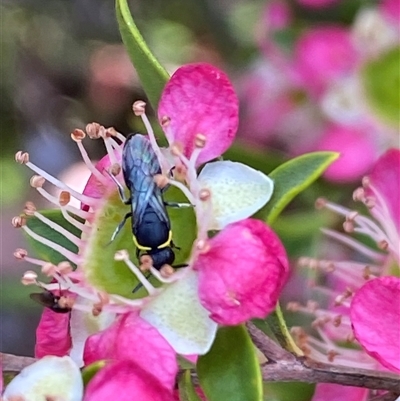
[148,247,175,270]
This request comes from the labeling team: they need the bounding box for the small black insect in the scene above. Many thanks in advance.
[30,291,71,313]
[109,134,184,275]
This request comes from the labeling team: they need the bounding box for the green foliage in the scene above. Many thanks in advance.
[116,0,169,110]
[362,46,400,127]
[261,151,339,225]
[197,326,263,401]
[24,209,81,266]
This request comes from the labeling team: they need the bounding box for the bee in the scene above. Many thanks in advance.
[30,291,71,313]
[109,134,187,288]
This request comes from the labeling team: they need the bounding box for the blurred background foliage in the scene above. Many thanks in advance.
[1,1,398,398]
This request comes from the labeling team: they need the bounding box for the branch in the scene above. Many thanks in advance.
[247,322,400,392]
[1,353,36,372]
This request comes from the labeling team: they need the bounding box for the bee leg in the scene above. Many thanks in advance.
[164,201,193,208]
[132,272,151,293]
[105,170,131,204]
[109,212,132,243]
[171,240,181,251]
[173,263,188,269]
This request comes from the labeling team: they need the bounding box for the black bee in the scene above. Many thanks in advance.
[110,134,182,271]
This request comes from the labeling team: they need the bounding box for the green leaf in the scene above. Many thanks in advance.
[362,46,400,127]
[197,326,263,401]
[24,209,82,267]
[116,0,169,110]
[178,370,203,401]
[81,360,107,387]
[263,382,315,401]
[262,151,339,225]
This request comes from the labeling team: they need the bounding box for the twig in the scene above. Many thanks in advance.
[369,391,400,401]
[1,353,36,372]
[247,322,400,392]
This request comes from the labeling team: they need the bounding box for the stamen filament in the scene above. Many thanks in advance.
[167,178,196,205]
[109,294,146,308]
[36,187,92,220]
[25,161,96,206]
[75,141,109,185]
[60,208,90,234]
[33,211,83,247]
[321,228,385,262]
[140,113,171,173]
[103,138,118,166]
[22,225,79,264]
[149,266,180,283]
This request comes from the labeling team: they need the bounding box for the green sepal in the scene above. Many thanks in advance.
[262,151,339,225]
[197,325,263,401]
[81,360,107,387]
[24,209,82,267]
[362,46,400,127]
[116,0,169,110]
[178,370,203,401]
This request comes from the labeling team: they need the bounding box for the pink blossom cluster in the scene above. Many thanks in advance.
[242,0,399,182]
[6,64,289,399]
[289,149,400,400]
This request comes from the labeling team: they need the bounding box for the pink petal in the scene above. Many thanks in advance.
[263,0,292,31]
[380,0,400,25]
[315,124,378,182]
[195,219,289,325]
[35,308,71,358]
[350,276,400,372]
[83,312,178,390]
[294,26,358,96]
[84,360,175,401]
[296,0,340,9]
[158,63,239,165]
[81,153,120,211]
[366,148,400,231]
[312,383,368,401]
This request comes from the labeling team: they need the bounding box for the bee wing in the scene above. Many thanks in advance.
[30,292,54,308]
[122,134,164,225]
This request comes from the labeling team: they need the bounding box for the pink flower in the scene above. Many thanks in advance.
[315,124,378,182]
[195,219,289,325]
[295,0,340,9]
[83,360,175,401]
[380,0,400,25]
[294,26,359,96]
[290,149,400,400]
[261,0,292,32]
[84,312,178,390]
[14,62,280,360]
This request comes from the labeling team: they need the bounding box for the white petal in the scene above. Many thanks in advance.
[140,269,217,355]
[4,356,83,401]
[198,160,274,230]
[69,296,116,367]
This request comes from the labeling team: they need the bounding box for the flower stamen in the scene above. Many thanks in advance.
[114,250,157,295]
